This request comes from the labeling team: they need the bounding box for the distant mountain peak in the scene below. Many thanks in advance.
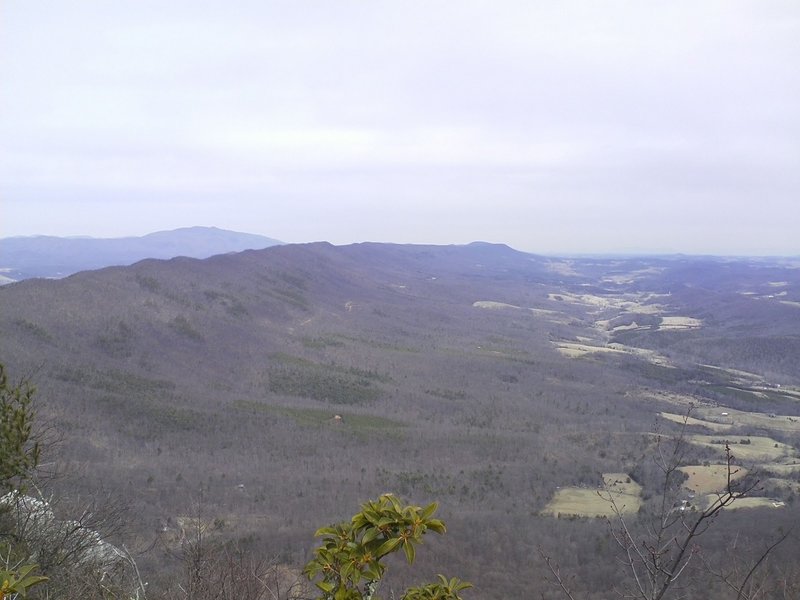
[0,227,283,283]
[466,240,517,250]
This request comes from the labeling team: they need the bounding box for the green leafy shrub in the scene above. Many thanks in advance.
[0,564,48,599]
[304,493,470,600]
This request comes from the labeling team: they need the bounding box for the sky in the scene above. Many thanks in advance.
[1,1,798,255]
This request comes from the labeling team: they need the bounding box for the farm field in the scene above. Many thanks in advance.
[691,407,800,433]
[686,435,798,463]
[660,412,731,432]
[547,291,664,313]
[678,464,748,494]
[542,473,642,518]
[657,316,703,330]
[703,496,785,510]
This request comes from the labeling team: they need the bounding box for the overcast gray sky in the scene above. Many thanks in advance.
[1,1,798,254]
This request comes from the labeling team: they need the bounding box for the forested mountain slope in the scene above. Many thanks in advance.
[1,242,799,598]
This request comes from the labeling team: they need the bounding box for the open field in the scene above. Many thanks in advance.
[472,300,522,310]
[658,316,703,330]
[692,407,800,433]
[697,364,766,384]
[547,291,664,314]
[554,342,626,358]
[776,387,800,400]
[541,473,642,518]
[703,496,786,510]
[607,321,643,332]
[686,435,799,463]
[762,464,800,475]
[555,340,674,369]
[762,477,800,494]
[661,407,800,434]
[660,412,731,432]
[644,390,710,408]
[528,307,566,318]
[679,465,748,494]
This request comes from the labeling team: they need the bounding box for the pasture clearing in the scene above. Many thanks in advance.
[554,341,673,368]
[660,412,730,432]
[776,387,800,400]
[686,435,798,463]
[554,342,625,358]
[697,363,765,384]
[761,477,800,494]
[702,496,786,510]
[541,473,642,518]
[472,300,521,310]
[608,343,674,366]
[528,307,566,317]
[692,406,800,433]
[658,316,703,330]
[643,390,708,408]
[547,292,664,314]
[678,465,748,494]
[610,321,646,333]
[761,463,800,475]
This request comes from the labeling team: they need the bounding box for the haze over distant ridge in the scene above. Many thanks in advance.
[0,226,282,283]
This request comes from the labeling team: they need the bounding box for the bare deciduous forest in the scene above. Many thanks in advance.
[2,242,800,598]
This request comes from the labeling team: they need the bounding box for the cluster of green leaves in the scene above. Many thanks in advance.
[0,364,39,492]
[402,575,472,600]
[0,564,48,599]
[304,494,469,600]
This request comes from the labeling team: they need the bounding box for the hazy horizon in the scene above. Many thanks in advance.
[4,225,800,259]
[2,2,798,255]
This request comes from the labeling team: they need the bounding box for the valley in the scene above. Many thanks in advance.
[1,242,799,598]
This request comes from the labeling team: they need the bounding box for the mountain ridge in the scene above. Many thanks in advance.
[0,226,283,282]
